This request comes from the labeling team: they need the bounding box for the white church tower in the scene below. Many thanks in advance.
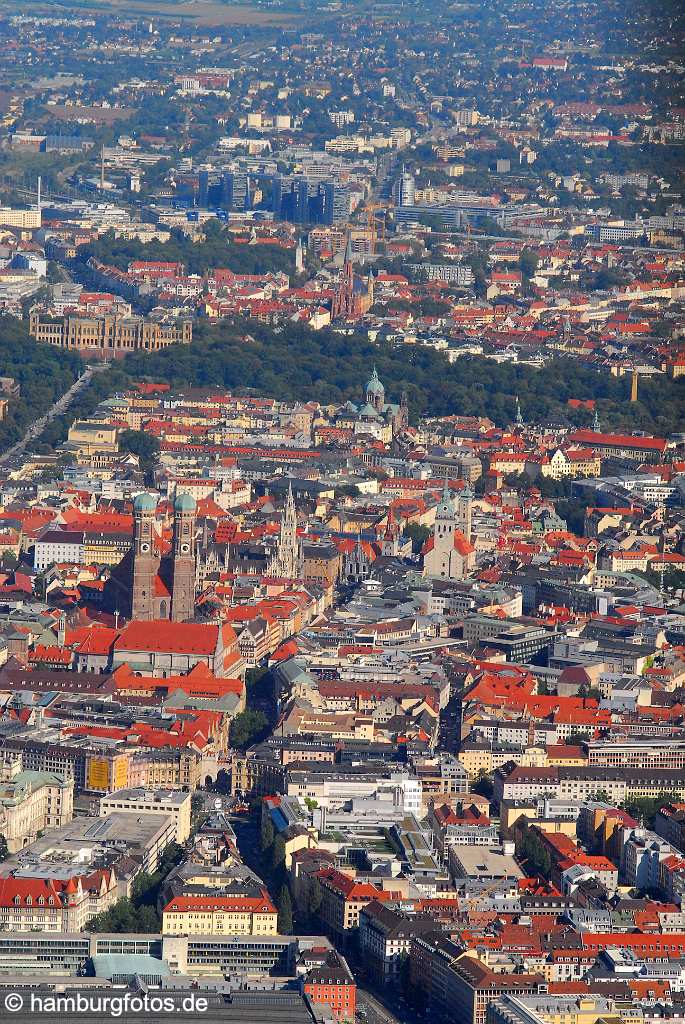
[422,480,475,581]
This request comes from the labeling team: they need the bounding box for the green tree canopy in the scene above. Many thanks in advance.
[230,709,269,750]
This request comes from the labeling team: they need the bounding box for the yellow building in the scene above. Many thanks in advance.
[162,892,278,936]
[459,745,547,778]
[29,311,192,355]
[67,420,119,456]
[542,448,602,481]
[85,752,129,794]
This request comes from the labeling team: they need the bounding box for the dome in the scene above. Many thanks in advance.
[174,493,197,512]
[366,367,384,395]
[133,492,158,513]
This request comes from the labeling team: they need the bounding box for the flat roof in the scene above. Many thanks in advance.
[450,845,523,880]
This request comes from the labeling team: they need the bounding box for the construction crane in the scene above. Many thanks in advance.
[364,201,386,253]
[459,878,506,909]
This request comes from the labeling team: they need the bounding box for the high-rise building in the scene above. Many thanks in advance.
[320,181,349,225]
[198,169,209,207]
[271,174,283,217]
[392,168,415,207]
[221,171,251,212]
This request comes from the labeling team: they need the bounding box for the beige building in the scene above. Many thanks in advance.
[67,420,119,456]
[131,749,202,792]
[0,758,73,852]
[99,787,192,844]
[162,891,278,936]
[29,311,192,355]
[459,744,547,779]
[0,207,41,228]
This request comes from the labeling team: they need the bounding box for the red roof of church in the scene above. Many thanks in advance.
[115,620,236,656]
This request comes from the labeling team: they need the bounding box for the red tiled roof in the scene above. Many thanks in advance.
[115,620,235,656]
[164,893,276,913]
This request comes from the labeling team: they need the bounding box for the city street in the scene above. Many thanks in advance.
[0,362,107,466]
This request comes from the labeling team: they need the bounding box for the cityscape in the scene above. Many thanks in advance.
[0,0,682,1021]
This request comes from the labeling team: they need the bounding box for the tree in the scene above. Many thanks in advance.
[118,429,160,473]
[334,483,360,499]
[261,812,275,853]
[519,250,539,279]
[157,843,185,877]
[404,522,431,554]
[565,732,590,746]
[230,709,269,750]
[277,884,293,934]
[131,871,158,905]
[515,823,551,877]
[270,835,286,875]
[114,318,685,437]
[136,905,161,932]
[472,770,493,799]
[623,793,680,829]
[307,880,322,929]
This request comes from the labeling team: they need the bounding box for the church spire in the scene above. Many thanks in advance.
[267,481,302,579]
[515,395,524,427]
[592,408,601,432]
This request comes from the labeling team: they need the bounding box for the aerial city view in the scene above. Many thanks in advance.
[0,0,683,1020]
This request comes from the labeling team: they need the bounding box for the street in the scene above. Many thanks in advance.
[357,986,407,1024]
[0,362,108,467]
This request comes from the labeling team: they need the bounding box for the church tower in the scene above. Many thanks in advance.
[332,237,355,320]
[267,483,302,578]
[170,493,197,622]
[456,480,473,543]
[366,367,385,413]
[379,506,401,556]
[132,492,159,621]
[434,481,457,546]
[423,480,475,581]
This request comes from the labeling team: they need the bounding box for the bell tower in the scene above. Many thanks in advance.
[457,480,473,543]
[132,492,158,621]
[170,493,197,622]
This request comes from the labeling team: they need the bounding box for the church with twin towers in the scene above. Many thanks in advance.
[106,491,198,623]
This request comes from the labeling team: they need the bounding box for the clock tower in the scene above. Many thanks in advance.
[170,493,197,623]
